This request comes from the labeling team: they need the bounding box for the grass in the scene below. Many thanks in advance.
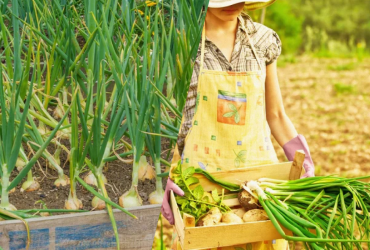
[333,82,356,95]
[328,62,357,71]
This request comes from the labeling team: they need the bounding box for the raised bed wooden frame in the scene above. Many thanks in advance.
[0,204,161,250]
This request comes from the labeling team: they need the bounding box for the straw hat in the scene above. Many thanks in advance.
[208,0,276,10]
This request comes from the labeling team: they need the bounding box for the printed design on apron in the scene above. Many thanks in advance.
[217,90,247,125]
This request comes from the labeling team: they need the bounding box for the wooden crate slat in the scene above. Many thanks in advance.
[183,221,292,250]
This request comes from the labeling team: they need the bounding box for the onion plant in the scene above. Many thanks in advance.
[0,67,72,211]
[23,114,70,187]
[119,1,165,208]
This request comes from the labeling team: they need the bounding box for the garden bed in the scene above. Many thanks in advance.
[8,136,169,211]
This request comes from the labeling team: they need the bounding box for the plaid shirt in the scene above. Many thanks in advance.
[177,13,282,155]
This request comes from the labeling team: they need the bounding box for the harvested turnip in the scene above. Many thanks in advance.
[232,208,247,219]
[196,207,222,226]
[238,189,261,211]
[242,209,269,222]
[221,212,243,224]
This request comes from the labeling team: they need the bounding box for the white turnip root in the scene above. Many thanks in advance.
[232,208,247,219]
[221,212,243,224]
[242,209,269,222]
[196,207,222,226]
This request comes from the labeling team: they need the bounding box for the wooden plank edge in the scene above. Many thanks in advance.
[0,204,161,226]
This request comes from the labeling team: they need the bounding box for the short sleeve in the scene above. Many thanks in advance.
[265,31,282,65]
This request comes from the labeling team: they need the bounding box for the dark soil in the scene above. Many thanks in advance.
[8,134,171,212]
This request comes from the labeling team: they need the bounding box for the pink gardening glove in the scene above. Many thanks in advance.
[161,178,184,225]
[283,134,315,178]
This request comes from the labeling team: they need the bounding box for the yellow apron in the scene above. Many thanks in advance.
[172,16,287,250]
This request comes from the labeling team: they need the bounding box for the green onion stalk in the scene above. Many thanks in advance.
[118,2,159,208]
[68,76,136,249]
[143,3,177,205]
[18,148,40,193]
[24,117,70,187]
[118,0,172,207]
[246,176,370,250]
[145,99,165,204]
[65,80,89,210]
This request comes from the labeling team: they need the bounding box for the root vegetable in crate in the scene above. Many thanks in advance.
[238,189,261,210]
[242,209,268,222]
[196,207,222,226]
[221,212,243,224]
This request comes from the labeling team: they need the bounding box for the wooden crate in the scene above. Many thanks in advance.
[0,204,161,250]
[170,151,305,250]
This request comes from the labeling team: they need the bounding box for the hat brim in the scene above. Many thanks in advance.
[208,0,275,10]
[208,0,247,8]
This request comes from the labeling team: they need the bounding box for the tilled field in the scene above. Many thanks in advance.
[152,57,370,250]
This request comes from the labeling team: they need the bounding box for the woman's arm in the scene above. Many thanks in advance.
[265,61,298,146]
[265,61,315,177]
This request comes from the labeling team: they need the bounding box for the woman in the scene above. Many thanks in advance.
[162,0,315,249]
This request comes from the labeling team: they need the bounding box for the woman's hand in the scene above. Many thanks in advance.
[283,135,315,178]
[161,178,184,225]
[265,61,315,178]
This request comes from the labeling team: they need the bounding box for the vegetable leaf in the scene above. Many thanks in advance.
[186,177,199,186]
[212,189,220,203]
[193,185,204,200]
[183,166,195,179]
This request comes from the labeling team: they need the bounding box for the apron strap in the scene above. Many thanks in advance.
[237,15,264,72]
[200,23,206,71]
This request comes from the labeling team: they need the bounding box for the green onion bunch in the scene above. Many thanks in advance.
[247,176,370,249]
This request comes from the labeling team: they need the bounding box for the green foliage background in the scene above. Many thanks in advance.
[249,0,370,57]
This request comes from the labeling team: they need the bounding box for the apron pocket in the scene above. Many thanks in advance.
[217,90,247,125]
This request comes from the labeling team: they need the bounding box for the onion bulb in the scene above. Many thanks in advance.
[40,212,50,217]
[15,157,26,171]
[38,122,50,136]
[119,187,142,208]
[92,196,106,210]
[84,172,107,186]
[148,190,164,204]
[21,179,40,192]
[53,105,64,119]
[5,204,17,211]
[54,175,70,187]
[64,198,83,210]
[138,155,156,181]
